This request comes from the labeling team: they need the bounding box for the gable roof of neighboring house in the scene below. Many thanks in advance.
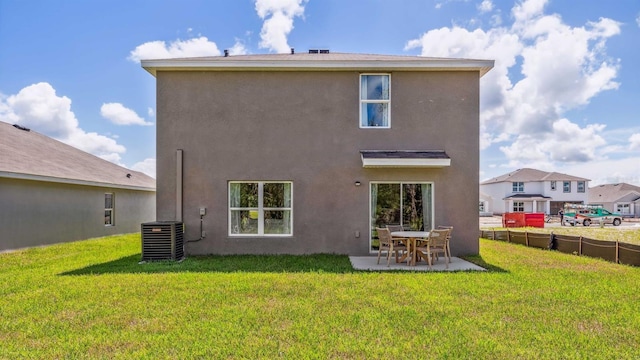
[0,121,155,191]
[142,52,495,77]
[589,183,640,203]
[481,168,590,185]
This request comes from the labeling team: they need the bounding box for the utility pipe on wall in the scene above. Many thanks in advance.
[176,149,183,222]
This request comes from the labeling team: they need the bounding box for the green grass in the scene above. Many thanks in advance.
[2,234,640,359]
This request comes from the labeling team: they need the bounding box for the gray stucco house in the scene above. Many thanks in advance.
[589,183,640,218]
[142,51,493,256]
[0,122,155,252]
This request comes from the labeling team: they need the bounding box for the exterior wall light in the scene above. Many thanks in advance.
[355,181,361,186]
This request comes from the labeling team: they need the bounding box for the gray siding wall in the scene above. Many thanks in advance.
[156,70,480,256]
[0,178,155,251]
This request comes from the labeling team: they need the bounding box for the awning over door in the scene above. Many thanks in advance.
[360,150,451,168]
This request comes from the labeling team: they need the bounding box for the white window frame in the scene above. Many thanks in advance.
[577,181,585,193]
[550,181,557,191]
[512,182,524,193]
[105,193,114,226]
[359,73,391,129]
[228,181,293,237]
[513,201,524,212]
[563,181,571,193]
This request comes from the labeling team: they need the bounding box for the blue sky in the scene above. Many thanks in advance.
[1,0,639,185]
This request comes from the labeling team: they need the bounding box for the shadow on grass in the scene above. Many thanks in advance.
[60,253,357,275]
[460,255,508,273]
[60,253,508,275]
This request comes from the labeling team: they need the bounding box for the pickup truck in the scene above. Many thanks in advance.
[565,208,622,227]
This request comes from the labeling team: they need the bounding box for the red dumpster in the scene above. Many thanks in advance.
[525,213,545,228]
[502,213,526,228]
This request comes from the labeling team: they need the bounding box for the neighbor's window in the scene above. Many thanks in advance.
[512,182,524,193]
[550,181,557,191]
[513,201,524,212]
[360,74,390,128]
[229,182,292,236]
[479,201,485,212]
[577,181,585,193]
[105,193,114,226]
[563,181,571,193]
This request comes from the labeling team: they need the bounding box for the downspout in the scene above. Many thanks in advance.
[176,149,183,222]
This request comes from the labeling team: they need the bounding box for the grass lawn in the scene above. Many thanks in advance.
[2,234,640,359]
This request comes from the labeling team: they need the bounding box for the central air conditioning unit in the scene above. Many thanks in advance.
[141,221,184,261]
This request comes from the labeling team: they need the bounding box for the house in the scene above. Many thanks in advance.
[141,51,494,256]
[589,183,640,218]
[480,168,590,215]
[0,122,155,252]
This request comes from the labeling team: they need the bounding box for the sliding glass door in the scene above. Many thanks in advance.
[370,182,433,251]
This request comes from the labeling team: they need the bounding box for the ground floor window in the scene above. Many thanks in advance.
[513,201,524,212]
[105,193,114,226]
[479,201,485,212]
[370,182,433,251]
[229,181,292,236]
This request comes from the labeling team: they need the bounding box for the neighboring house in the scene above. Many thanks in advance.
[142,51,493,256]
[589,183,640,218]
[0,122,156,252]
[480,168,590,215]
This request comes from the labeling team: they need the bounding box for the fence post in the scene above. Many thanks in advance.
[525,231,529,247]
[507,230,511,243]
[579,236,583,256]
[616,240,619,264]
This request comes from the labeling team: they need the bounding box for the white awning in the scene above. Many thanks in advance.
[360,150,451,168]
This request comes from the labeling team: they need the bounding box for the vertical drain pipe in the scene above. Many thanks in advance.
[176,149,183,222]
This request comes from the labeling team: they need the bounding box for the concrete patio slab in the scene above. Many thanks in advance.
[349,256,485,272]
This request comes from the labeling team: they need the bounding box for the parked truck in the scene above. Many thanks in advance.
[563,204,622,227]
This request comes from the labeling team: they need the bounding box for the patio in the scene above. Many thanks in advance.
[349,256,486,272]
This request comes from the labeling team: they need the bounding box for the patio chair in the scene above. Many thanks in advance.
[386,224,404,232]
[414,228,450,269]
[376,227,408,266]
[386,224,408,259]
[436,226,453,259]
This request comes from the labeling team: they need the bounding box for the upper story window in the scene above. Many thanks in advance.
[105,193,114,226]
[512,182,524,193]
[563,181,571,193]
[360,74,390,128]
[577,181,585,193]
[550,181,556,191]
[229,181,292,236]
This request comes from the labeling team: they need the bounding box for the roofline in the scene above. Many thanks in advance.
[0,171,156,192]
[141,58,495,78]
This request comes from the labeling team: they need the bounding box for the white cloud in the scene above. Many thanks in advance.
[147,107,155,117]
[629,133,640,151]
[636,13,640,27]
[131,158,156,178]
[478,0,493,13]
[101,102,153,126]
[229,39,249,55]
[564,157,640,186]
[0,82,126,164]
[255,0,307,53]
[128,36,221,63]
[405,0,621,167]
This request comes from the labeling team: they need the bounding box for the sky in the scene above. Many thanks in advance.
[1,0,639,186]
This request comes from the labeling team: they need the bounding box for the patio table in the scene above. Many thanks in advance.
[391,231,435,266]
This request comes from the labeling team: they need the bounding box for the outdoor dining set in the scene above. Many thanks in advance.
[376,225,453,269]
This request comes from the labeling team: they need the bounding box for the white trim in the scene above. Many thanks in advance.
[361,157,451,168]
[0,171,155,192]
[142,58,495,77]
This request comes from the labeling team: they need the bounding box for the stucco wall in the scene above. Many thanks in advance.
[156,70,480,256]
[0,178,155,251]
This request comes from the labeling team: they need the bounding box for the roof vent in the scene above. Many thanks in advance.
[126,173,132,178]
[319,49,330,54]
[291,48,295,54]
[308,49,330,54]
[309,49,318,54]
[13,124,30,132]
[224,49,229,57]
